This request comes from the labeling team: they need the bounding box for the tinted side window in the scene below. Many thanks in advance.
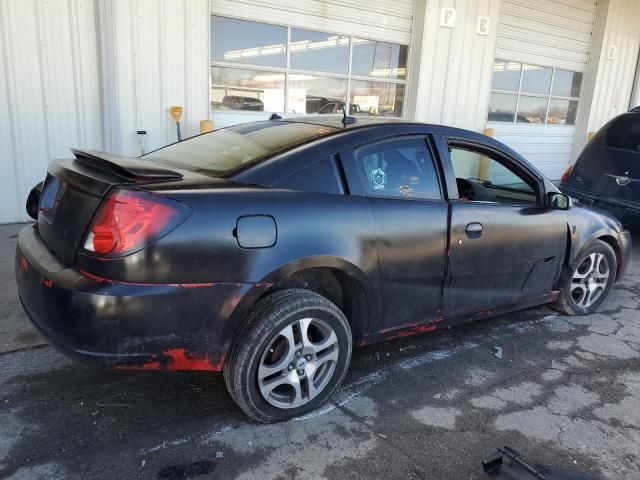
[274,157,344,195]
[601,115,640,151]
[353,138,441,199]
[449,145,537,205]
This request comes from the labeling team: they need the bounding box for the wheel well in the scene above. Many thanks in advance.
[598,235,623,279]
[272,268,368,340]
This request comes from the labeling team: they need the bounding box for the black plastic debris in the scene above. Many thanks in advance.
[482,447,598,480]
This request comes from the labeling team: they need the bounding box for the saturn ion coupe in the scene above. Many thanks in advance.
[16,116,631,422]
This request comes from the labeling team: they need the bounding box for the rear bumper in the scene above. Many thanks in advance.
[561,186,640,227]
[15,225,267,371]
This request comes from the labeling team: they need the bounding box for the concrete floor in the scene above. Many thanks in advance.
[1,226,639,479]
[0,223,44,353]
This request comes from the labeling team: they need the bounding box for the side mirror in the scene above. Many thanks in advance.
[26,182,43,220]
[548,192,572,211]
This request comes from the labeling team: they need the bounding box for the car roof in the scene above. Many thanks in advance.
[273,115,411,130]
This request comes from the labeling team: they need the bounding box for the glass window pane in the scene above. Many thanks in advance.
[145,122,336,176]
[487,93,517,122]
[354,138,441,199]
[351,39,407,79]
[517,96,548,123]
[521,64,552,95]
[290,29,349,74]
[210,67,284,112]
[547,99,578,125]
[210,16,286,68]
[552,70,583,98]
[492,61,521,91]
[287,75,347,114]
[349,80,404,116]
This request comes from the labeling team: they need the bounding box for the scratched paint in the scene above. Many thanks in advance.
[115,349,225,372]
[78,268,273,290]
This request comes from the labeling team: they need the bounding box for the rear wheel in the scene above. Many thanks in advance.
[224,289,352,423]
[553,240,617,315]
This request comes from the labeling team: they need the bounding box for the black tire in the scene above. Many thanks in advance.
[224,289,352,423]
[553,240,617,316]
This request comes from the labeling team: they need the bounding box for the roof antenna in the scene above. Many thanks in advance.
[269,113,282,120]
[341,104,357,126]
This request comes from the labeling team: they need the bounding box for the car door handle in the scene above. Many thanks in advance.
[465,222,483,236]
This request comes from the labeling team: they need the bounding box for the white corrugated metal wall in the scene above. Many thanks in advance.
[489,0,597,180]
[98,0,209,157]
[0,0,103,224]
[410,0,502,131]
[586,0,640,131]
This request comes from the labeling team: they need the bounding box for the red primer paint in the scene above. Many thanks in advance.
[18,256,29,277]
[40,278,53,288]
[163,348,217,371]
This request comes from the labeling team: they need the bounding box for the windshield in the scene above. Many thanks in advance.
[143,121,337,176]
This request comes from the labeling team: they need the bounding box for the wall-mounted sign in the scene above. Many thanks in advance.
[476,16,490,36]
[440,7,456,28]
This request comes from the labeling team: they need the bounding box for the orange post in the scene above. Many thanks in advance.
[479,128,494,180]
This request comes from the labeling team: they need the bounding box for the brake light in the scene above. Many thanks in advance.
[84,189,190,257]
[560,164,574,184]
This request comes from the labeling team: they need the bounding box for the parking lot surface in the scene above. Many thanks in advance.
[1,226,639,479]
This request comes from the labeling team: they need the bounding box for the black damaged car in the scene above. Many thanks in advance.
[16,116,631,422]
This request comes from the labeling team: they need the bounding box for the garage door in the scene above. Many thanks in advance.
[209,0,415,128]
[487,0,597,180]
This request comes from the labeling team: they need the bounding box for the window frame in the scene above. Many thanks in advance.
[435,135,546,207]
[488,60,583,125]
[209,15,408,117]
[340,135,445,202]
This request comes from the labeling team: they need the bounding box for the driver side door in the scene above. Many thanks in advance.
[437,136,568,318]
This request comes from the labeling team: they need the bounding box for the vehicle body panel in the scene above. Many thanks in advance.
[15,116,632,371]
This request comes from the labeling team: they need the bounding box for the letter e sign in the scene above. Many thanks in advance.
[440,7,456,28]
[476,16,490,36]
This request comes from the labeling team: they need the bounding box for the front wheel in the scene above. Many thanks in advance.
[553,240,617,315]
[224,289,352,423]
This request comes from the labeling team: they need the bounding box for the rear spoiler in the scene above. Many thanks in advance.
[71,149,183,181]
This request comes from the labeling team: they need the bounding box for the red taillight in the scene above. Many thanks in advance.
[84,189,190,257]
[560,164,574,184]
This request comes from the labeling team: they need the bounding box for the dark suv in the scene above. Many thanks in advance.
[561,107,640,227]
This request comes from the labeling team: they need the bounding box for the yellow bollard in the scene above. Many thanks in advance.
[479,128,494,181]
[200,120,215,134]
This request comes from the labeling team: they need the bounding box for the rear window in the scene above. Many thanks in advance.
[143,121,337,176]
[601,115,640,152]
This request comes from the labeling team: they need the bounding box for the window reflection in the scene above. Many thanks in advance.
[517,96,547,123]
[548,99,578,125]
[290,29,349,74]
[211,17,286,68]
[488,93,517,122]
[352,39,407,79]
[209,17,408,117]
[350,80,404,116]
[211,67,285,112]
[521,64,552,95]
[552,70,583,98]
[287,75,347,114]
[488,60,582,125]
[491,61,521,91]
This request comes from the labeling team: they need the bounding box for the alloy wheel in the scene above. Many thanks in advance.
[258,318,339,409]
[570,252,610,309]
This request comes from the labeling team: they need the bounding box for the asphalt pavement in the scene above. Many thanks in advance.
[1,225,639,479]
